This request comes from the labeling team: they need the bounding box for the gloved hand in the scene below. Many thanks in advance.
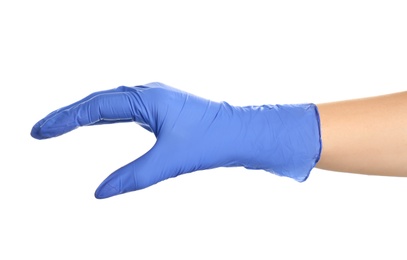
[31,82,322,199]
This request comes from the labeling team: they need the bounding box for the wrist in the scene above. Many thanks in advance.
[238,103,322,181]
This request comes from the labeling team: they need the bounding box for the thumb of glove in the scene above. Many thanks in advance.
[94,142,183,199]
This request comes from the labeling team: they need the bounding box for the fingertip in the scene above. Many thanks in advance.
[93,157,154,199]
[94,181,120,199]
[30,123,42,139]
[30,120,69,139]
[30,120,50,140]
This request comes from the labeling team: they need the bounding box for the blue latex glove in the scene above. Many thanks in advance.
[31,82,322,199]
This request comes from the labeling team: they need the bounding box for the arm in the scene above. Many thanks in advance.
[316,91,407,176]
[31,82,406,199]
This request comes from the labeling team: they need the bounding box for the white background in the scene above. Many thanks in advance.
[1,0,407,259]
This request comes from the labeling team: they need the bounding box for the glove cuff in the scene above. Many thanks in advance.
[240,103,322,182]
[267,103,322,182]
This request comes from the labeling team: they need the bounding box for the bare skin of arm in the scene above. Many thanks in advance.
[316,91,407,176]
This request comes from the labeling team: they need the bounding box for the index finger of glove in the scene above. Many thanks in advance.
[31,86,147,139]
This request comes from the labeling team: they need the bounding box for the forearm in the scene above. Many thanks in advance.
[316,91,407,176]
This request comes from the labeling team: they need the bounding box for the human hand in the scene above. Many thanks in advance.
[31,82,321,199]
